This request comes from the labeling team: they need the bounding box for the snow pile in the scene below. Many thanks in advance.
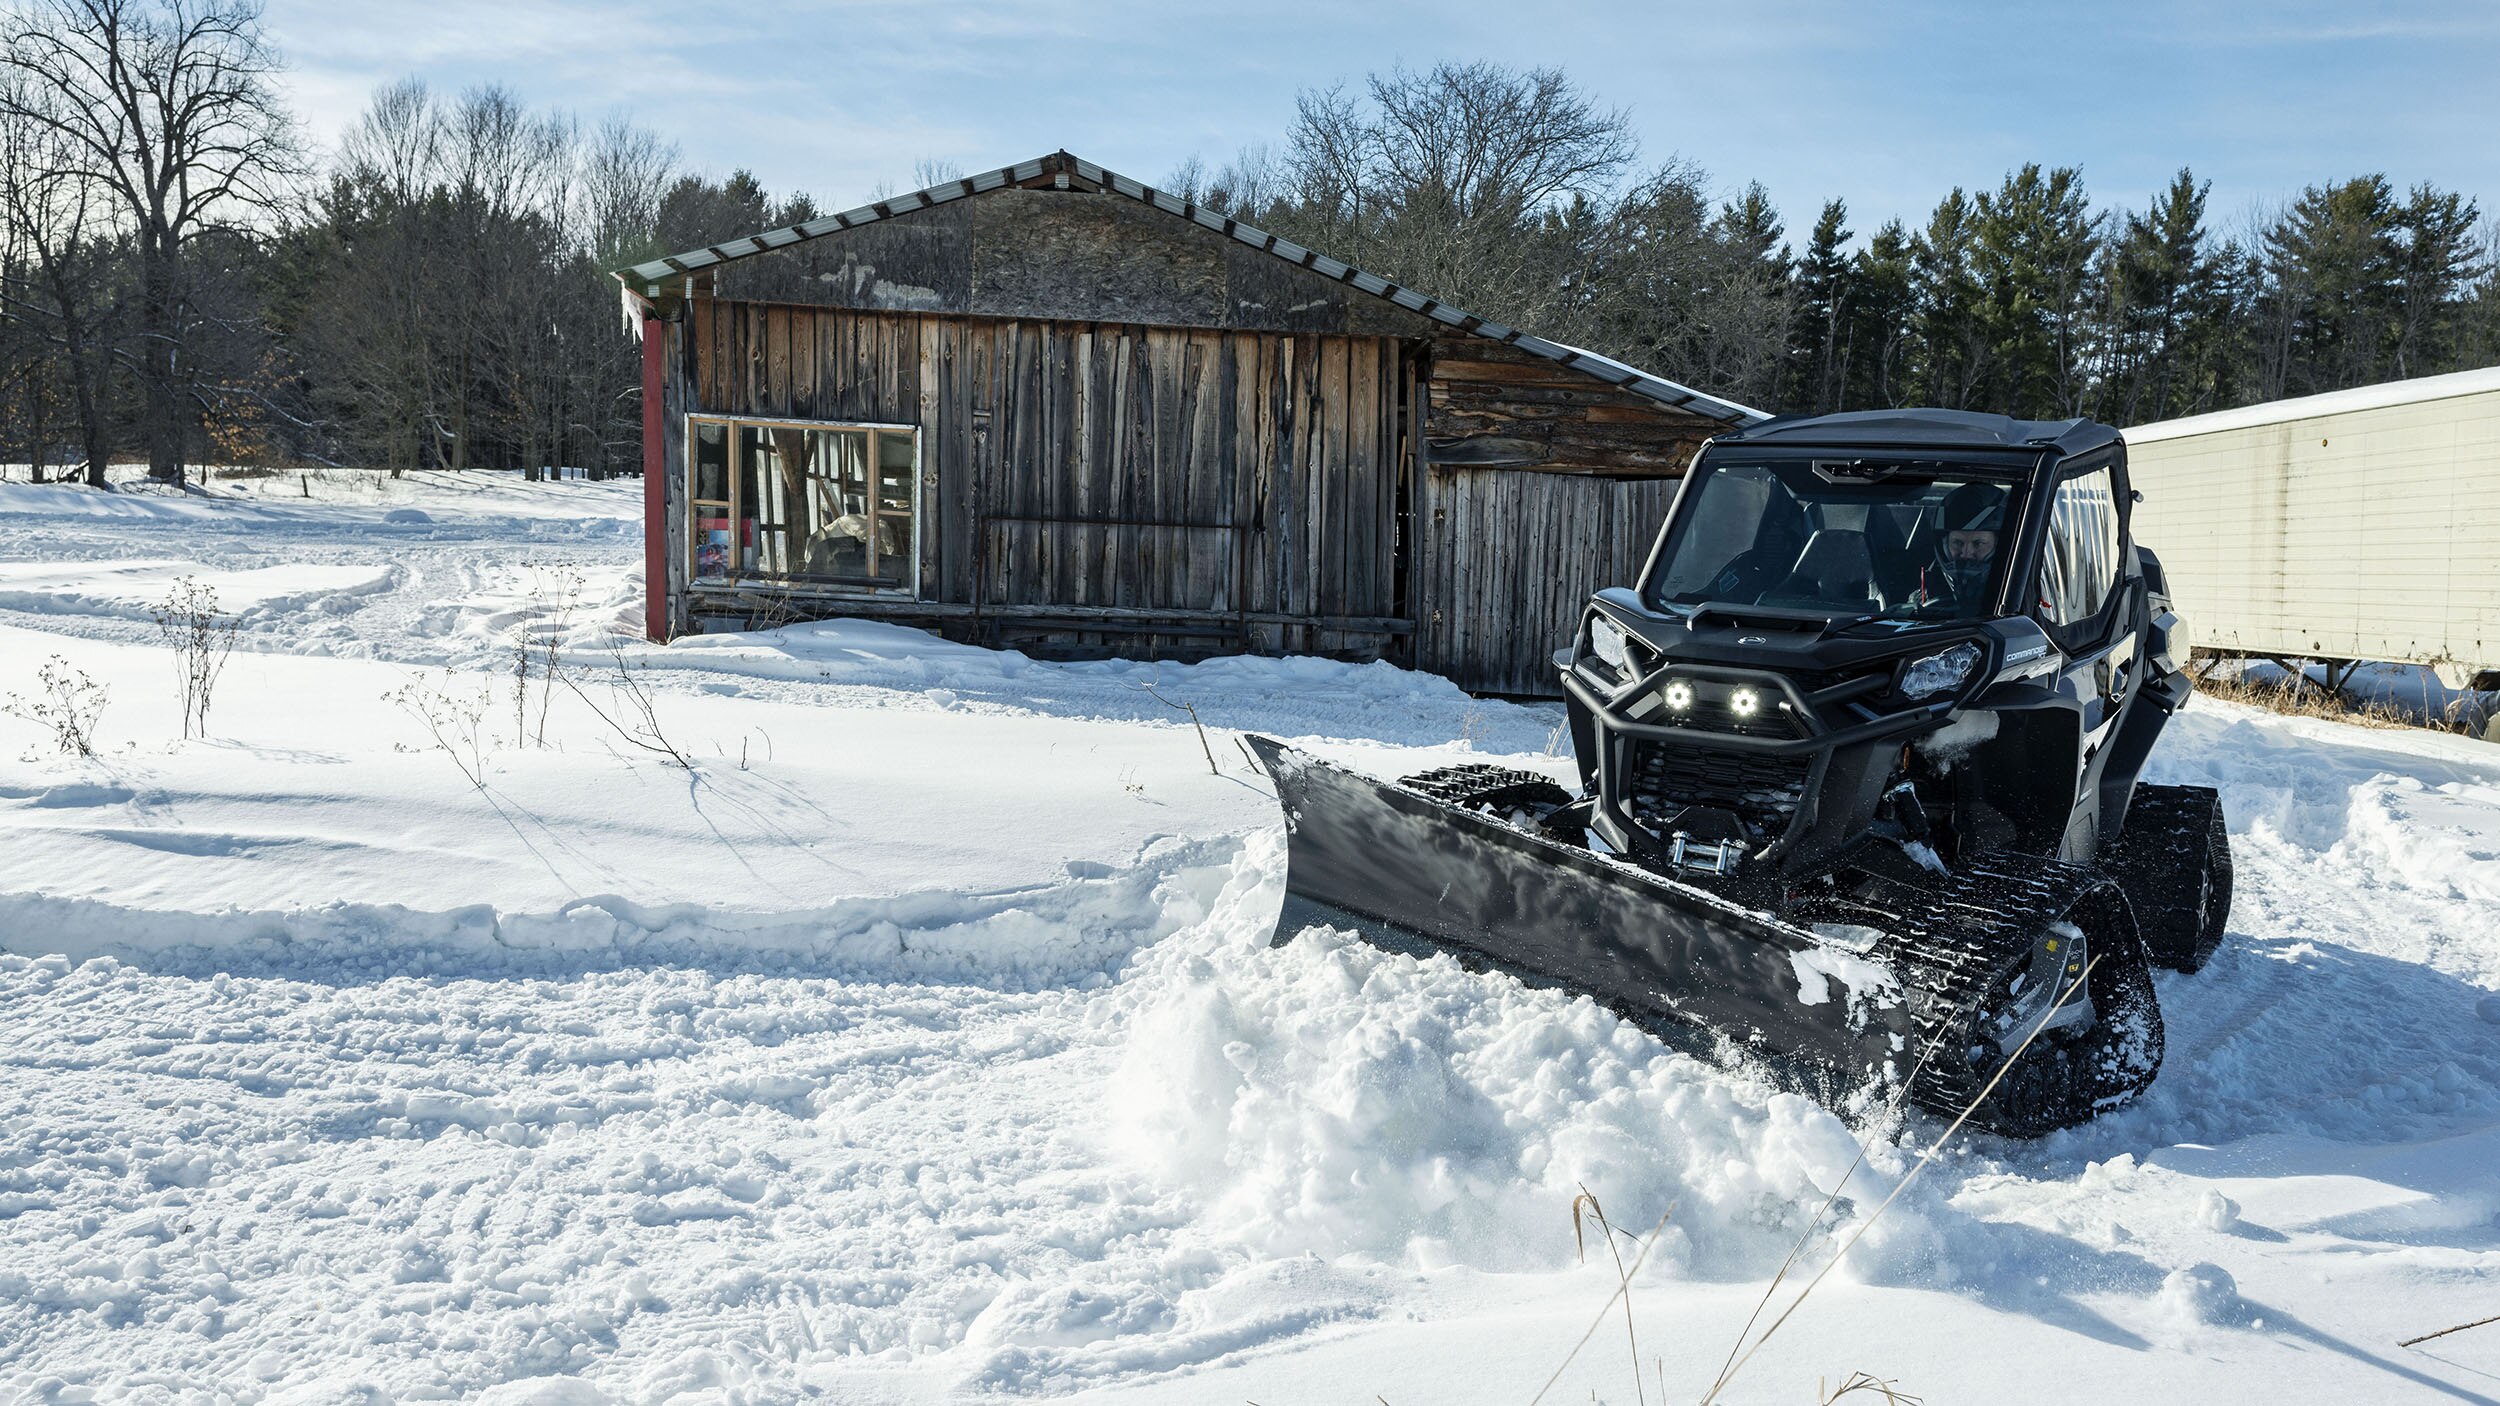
[661,617,1567,755]
[1105,832,1916,1280]
[0,834,1235,989]
[2158,1262,2244,1328]
[2330,772,2500,904]
[2195,1188,2242,1233]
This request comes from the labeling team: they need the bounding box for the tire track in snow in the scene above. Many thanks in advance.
[0,834,1388,1402]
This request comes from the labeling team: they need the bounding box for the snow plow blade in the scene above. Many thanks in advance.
[1247,736,1922,1095]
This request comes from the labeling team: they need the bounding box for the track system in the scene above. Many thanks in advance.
[2103,783,2233,972]
[1403,764,2169,1134]
[1801,855,2164,1136]
[1397,763,1576,819]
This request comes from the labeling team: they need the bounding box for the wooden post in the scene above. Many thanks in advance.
[641,311,669,641]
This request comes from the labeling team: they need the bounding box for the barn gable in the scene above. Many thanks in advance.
[619,150,1761,428]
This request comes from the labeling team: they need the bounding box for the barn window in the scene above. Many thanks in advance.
[686,416,919,593]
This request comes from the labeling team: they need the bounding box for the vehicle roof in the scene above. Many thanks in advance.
[1716,409,2121,457]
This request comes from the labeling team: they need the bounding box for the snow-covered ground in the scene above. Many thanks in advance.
[2,472,2497,1405]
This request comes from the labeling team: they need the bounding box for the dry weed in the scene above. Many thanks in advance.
[2192,654,2494,736]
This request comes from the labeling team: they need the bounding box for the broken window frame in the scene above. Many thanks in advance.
[682,413,922,597]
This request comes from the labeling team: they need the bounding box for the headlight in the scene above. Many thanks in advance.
[1589,613,1630,672]
[1899,642,1985,698]
[1662,680,1694,711]
[1730,686,1760,717]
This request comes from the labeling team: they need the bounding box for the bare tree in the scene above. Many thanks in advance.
[1359,62,1636,223]
[0,72,120,484]
[579,115,675,476]
[1270,62,1635,336]
[305,78,445,475]
[583,115,675,264]
[294,80,678,480]
[0,0,300,484]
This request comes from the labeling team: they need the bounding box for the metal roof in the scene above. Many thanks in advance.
[2124,364,2500,444]
[1721,409,2119,456]
[615,150,1764,427]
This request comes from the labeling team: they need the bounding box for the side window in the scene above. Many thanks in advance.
[2038,468,2121,631]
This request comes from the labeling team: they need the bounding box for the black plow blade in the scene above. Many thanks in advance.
[1245,736,1923,1093]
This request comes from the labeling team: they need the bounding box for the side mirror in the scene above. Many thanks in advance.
[2130,488,2145,503]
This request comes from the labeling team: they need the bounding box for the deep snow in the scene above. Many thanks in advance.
[2,472,2497,1404]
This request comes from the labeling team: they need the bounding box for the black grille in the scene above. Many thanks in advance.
[1626,740,1812,838]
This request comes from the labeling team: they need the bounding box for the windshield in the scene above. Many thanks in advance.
[1645,459,2026,621]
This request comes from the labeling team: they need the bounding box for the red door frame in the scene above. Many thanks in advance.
[640,311,668,642]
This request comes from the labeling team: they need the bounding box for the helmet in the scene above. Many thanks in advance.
[1935,483,2007,605]
[1940,482,2007,535]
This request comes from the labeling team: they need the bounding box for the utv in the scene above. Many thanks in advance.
[1250,410,2231,1136]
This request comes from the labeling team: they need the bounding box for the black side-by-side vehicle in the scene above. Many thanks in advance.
[1253,409,2233,1135]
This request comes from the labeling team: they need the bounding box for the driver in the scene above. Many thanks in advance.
[1920,482,2007,609]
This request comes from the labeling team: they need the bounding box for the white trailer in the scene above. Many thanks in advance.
[2125,367,2500,690]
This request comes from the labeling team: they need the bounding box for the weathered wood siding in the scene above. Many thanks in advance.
[684,298,1409,656]
[1427,339,1714,476]
[1413,467,1682,695]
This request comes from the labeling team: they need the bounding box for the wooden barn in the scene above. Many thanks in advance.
[615,151,1761,695]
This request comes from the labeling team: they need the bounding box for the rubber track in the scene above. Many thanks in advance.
[1808,852,2150,1129]
[1398,764,1576,812]
[2104,784,2230,972]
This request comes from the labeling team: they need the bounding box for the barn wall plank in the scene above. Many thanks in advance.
[763,305,790,416]
[1410,465,1682,693]
[1425,337,1718,477]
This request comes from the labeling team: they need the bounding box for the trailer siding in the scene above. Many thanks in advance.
[2126,372,2500,683]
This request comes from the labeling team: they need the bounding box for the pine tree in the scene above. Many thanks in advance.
[2390,183,2483,378]
[2257,176,2403,396]
[1911,190,1986,408]
[1973,164,2100,418]
[1700,183,1794,409]
[2455,226,2500,371]
[1845,220,1916,409]
[1787,199,1854,414]
[2100,169,2232,422]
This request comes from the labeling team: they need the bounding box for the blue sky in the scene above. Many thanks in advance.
[265,0,2500,243]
